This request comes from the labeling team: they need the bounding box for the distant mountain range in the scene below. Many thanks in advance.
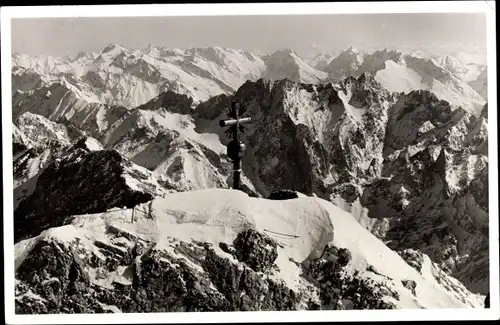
[12,44,487,113]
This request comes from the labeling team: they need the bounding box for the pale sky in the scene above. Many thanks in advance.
[11,13,487,58]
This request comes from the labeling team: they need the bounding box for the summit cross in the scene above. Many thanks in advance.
[219,101,252,190]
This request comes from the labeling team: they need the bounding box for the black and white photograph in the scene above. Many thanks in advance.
[1,1,498,323]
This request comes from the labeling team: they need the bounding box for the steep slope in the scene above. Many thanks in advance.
[14,145,168,243]
[15,112,83,148]
[12,82,129,140]
[14,189,483,313]
[13,136,105,213]
[193,75,398,198]
[193,77,489,294]
[263,49,328,84]
[434,55,482,82]
[12,123,34,157]
[361,93,489,294]
[13,113,85,187]
[12,45,268,108]
[107,108,257,195]
[307,51,339,71]
[468,68,488,101]
[334,49,487,115]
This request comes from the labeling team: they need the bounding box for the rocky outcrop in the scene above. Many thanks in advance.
[14,225,434,314]
[195,76,395,198]
[13,113,87,187]
[232,229,279,272]
[360,95,490,294]
[15,228,302,314]
[14,148,166,243]
[302,243,397,310]
[267,189,299,200]
[136,90,194,114]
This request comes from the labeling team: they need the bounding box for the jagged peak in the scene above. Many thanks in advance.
[341,72,379,88]
[340,46,362,55]
[71,136,105,152]
[101,43,128,55]
[405,89,442,102]
[357,72,375,83]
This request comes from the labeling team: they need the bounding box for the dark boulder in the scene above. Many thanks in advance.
[267,189,299,200]
[401,279,417,296]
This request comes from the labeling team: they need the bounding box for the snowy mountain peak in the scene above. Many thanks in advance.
[263,49,327,84]
[264,49,301,61]
[101,43,128,55]
[346,46,361,54]
[324,46,364,78]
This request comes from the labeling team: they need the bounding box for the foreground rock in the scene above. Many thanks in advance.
[14,189,483,313]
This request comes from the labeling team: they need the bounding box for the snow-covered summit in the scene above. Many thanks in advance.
[14,189,484,312]
[100,43,129,56]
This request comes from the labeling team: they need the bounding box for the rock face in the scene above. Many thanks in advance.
[362,93,490,294]
[13,113,85,187]
[14,147,167,243]
[136,90,194,114]
[193,77,489,295]
[268,189,299,200]
[303,243,397,310]
[468,68,487,101]
[232,229,279,272]
[194,75,395,198]
[14,230,298,314]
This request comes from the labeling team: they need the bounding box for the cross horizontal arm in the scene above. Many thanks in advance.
[219,117,252,127]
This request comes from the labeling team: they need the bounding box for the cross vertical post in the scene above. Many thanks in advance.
[219,101,252,190]
[233,103,241,190]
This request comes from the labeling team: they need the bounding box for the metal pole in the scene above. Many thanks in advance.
[233,159,241,189]
[233,102,240,189]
